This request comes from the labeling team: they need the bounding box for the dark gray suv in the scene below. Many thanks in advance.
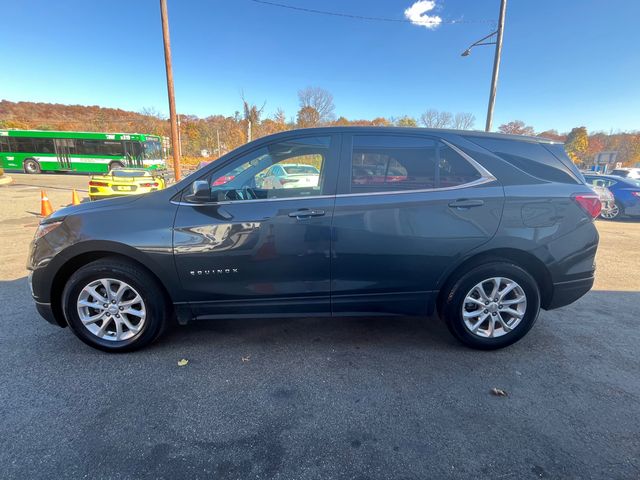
[28,127,600,352]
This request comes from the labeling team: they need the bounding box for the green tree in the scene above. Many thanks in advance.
[565,127,589,164]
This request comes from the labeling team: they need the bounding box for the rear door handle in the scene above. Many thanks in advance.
[448,199,485,209]
[288,209,326,219]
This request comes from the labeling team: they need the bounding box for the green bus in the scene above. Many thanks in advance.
[0,129,166,174]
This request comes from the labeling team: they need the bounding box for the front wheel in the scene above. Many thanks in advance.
[439,262,541,350]
[24,158,41,174]
[62,258,169,352]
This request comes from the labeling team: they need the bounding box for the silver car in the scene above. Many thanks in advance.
[257,163,320,189]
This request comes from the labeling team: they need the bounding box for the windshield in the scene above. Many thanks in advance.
[143,140,162,159]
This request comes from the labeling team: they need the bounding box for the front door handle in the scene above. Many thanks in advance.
[448,199,485,209]
[288,209,326,219]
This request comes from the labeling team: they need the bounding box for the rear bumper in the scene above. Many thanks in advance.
[545,276,594,310]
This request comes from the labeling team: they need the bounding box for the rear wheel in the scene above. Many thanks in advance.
[439,262,541,350]
[24,158,41,174]
[600,201,622,220]
[62,258,169,352]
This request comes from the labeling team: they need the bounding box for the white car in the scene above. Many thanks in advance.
[610,167,640,180]
[258,163,320,189]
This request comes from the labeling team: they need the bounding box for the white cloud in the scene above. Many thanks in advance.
[404,1,442,30]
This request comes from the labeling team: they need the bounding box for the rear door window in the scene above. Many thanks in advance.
[350,135,482,193]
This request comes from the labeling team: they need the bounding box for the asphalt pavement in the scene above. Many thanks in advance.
[1,173,639,479]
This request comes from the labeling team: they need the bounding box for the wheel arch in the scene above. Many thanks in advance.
[436,248,553,313]
[48,242,177,327]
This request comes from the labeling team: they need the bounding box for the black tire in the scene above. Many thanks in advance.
[108,161,124,171]
[439,262,541,350]
[62,257,170,352]
[600,201,623,221]
[24,158,41,174]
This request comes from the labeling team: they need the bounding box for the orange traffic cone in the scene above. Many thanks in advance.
[40,190,54,217]
[71,189,81,206]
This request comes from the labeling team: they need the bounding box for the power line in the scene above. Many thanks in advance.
[248,0,494,25]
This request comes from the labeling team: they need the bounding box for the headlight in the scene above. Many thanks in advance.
[34,220,63,241]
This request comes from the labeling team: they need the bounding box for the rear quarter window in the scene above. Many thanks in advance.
[467,137,580,184]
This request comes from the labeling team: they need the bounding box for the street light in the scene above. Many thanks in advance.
[461,0,507,132]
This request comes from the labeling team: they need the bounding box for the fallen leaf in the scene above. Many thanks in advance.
[241,355,250,363]
[177,359,189,367]
[491,387,508,397]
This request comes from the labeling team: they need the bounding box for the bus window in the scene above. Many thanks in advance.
[13,137,35,153]
[32,138,55,154]
[0,137,9,152]
[143,140,162,159]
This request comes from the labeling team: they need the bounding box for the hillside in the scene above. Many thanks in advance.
[1,100,638,166]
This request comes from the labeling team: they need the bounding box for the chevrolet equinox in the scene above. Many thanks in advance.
[28,127,600,352]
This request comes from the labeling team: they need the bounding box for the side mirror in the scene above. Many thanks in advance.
[184,180,211,203]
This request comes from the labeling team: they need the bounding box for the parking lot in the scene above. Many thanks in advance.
[1,173,639,479]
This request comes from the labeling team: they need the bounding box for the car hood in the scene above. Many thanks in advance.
[46,194,143,221]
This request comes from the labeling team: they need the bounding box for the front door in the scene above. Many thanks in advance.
[123,141,143,167]
[173,134,340,318]
[54,138,73,170]
[331,133,504,316]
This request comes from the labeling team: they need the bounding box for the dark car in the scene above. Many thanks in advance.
[583,174,640,220]
[28,127,600,352]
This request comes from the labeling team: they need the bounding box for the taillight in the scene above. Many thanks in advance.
[572,193,602,219]
[89,181,108,187]
[140,182,159,187]
[631,192,640,198]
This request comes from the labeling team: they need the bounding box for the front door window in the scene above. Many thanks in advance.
[198,136,331,202]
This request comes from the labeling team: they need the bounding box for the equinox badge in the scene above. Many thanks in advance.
[190,268,239,276]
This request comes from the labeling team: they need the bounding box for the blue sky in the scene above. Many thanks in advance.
[1,0,639,133]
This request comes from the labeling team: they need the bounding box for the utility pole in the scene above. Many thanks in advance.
[247,120,252,143]
[160,0,182,180]
[177,114,183,157]
[216,129,221,157]
[485,0,507,132]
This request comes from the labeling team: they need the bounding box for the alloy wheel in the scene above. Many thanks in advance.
[600,204,620,220]
[76,278,146,341]
[461,277,527,338]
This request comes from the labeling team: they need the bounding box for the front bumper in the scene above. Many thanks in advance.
[546,276,595,310]
[35,301,64,327]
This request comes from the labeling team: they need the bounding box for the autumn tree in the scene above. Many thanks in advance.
[565,127,589,164]
[297,86,335,125]
[394,116,418,127]
[537,129,565,142]
[297,106,321,128]
[498,120,535,136]
[371,117,390,126]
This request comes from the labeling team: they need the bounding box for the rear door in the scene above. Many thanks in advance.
[173,133,340,318]
[331,133,504,316]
